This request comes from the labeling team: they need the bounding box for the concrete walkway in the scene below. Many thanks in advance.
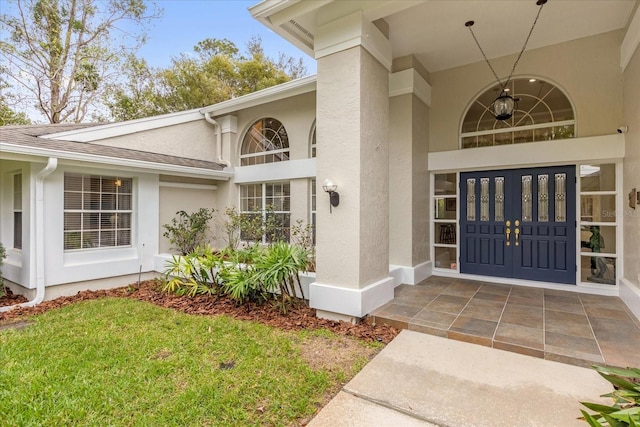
[309,330,612,427]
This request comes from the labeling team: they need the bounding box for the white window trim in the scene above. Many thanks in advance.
[240,182,291,244]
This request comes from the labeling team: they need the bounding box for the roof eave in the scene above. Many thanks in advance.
[0,143,233,180]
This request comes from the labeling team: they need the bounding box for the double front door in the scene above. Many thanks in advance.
[459,166,576,284]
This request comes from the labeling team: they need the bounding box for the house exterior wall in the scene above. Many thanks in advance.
[158,184,218,254]
[621,42,640,316]
[429,30,624,152]
[0,160,33,287]
[89,120,218,163]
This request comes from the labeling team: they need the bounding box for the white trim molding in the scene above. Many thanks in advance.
[310,276,395,319]
[43,110,203,142]
[389,69,432,106]
[314,11,392,70]
[621,5,640,71]
[200,75,317,116]
[234,158,316,183]
[620,278,640,321]
[428,134,625,172]
[389,261,433,286]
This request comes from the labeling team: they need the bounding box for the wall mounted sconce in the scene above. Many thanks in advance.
[322,179,340,213]
[115,178,122,187]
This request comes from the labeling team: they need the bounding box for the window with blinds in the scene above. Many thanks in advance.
[63,174,132,250]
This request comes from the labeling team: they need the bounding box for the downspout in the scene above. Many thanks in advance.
[204,111,231,167]
[0,157,58,313]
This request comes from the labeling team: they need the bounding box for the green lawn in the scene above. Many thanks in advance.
[0,298,376,426]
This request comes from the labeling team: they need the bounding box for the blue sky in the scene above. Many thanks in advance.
[139,0,317,74]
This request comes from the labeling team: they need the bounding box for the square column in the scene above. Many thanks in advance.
[311,12,393,321]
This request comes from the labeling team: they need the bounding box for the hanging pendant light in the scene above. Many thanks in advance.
[466,0,546,121]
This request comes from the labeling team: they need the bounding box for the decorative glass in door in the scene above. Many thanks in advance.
[460,166,576,284]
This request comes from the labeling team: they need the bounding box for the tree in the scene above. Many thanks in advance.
[0,0,161,123]
[106,36,307,121]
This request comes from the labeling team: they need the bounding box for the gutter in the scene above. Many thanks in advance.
[1,157,58,312]
[204,112,231,167]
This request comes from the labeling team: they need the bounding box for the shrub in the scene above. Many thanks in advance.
[580,365,640,426]
[162,245,221,297]
[0,243,6,297]
[162,208,214,255]
[290,219,315,272]
[162,242,309,313]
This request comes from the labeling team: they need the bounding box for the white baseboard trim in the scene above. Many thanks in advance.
[309,276,395,318]
[388,261,433,286]
[620,278,640,321]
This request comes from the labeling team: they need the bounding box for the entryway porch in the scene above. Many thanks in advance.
[369,276,640,368]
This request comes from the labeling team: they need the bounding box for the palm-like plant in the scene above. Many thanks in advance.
[581,365,640,426]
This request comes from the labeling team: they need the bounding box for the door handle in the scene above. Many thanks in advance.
[506,227,511,246]
[515,228,520,246]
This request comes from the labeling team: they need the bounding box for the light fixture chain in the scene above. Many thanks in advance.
[467,26,503,87]
[505,2,545,87]
[467,1,545,92]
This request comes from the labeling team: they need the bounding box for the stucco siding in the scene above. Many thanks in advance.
[622,43,640,293]
[159,185,218,254]
[430,30,624,152]
[90,120,218,163]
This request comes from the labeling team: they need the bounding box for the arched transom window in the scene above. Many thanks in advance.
[240,118,289,166]
[461,78,575,149]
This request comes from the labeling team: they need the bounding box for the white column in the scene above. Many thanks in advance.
[311,12,393,321]
[388,64,433,284]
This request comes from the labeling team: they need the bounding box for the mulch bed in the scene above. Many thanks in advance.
[0,281,399,344]
[0,288,28,307]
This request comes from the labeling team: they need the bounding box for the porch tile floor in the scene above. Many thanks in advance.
[369,276,640,369]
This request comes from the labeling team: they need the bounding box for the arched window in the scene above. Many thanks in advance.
[240,118,289,166]
[310,126,316,158]
[461,78,575,149]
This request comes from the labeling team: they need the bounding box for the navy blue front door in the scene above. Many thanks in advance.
[460,166,576,284]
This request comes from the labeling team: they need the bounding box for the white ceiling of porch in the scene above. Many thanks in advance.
[253,1,637,74]
[385,0,636,72]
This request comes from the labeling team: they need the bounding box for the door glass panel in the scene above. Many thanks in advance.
[435,247,457,270]
[580,225,616,254]
[581,255,616,285]
[495,177,504,221]
[538,174,549,222]
[435,198,456,220]
[580,164,615,192]
[522,175,532,222]
[580,194,616,222]
[555,173,567,222]
[480,178,490,221]
[435,173,457,195]
[435,223,457,244]
[466,178,476,221]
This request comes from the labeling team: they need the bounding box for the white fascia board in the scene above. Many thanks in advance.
[199,75,317,116]
[0,143,233,180]
[42,110,203,142]
[234,158,316,183]
[621,5,640,71]
[428,134,625,172]
[389,68,432,106]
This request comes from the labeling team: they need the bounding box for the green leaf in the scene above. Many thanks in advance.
[581,410,606,427]
[581,402,618,414]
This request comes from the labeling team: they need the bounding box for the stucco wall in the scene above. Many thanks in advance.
[389,93,430,267]
[92,120,218,162]
[622,43,640,291]
[430,30,624,152]
[158,185,218,254]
